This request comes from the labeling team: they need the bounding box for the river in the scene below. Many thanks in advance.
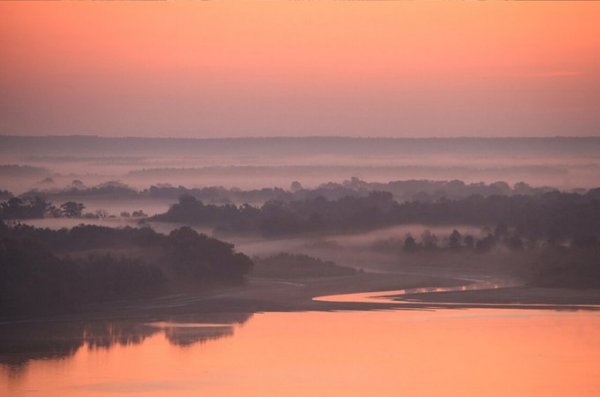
[1,288,599,396]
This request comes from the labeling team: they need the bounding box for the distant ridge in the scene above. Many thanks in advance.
[2,134,600,140]
[1,135,600,157]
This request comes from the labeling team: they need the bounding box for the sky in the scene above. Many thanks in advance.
[1,1,599,138]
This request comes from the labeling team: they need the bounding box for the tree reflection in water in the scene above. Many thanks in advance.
[0,312,252,377]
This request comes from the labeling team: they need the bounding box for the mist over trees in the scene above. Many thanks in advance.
[18,177,559,205]
[0,238,165,314]
[252,253,357,279]
[0,222,253,315]
[153,189,600,241]
[0,164,49,178]
[0,196,88,220]
[3,178,563,222]
[2,176,599,316]
[528,246,600,288]
[1,178,586,226]
[0,195,127,220]
[372,227,598,255]
[59,201,85,218]
[367,227,600,289]
[0,197,51,219]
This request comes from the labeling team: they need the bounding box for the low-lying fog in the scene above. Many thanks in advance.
[5,135,599,281]
[2,136,600,194]
[20,216,488,274]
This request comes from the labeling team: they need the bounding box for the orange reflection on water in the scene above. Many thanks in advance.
[2,309,600,397]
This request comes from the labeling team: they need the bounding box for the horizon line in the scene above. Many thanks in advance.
[2,134,600,140]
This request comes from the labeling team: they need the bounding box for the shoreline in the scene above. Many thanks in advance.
[3,271,600,326]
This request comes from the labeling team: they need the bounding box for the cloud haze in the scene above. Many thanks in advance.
[1,2,599,137]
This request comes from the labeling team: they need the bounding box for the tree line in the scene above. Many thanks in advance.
[0,196,88,219]
[0,222,253,315]
[17,177,559,205]
[0,196,147,220]
[153,189,600,241]
[370,228,600,289]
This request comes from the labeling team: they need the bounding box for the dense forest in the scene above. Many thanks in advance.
[2,180,599,316]
[0,222,253,315]
[1,178,567,221]
[153,189,600,240]
[16,178,558,205]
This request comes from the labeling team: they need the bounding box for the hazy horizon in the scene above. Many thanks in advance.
[3,133,600,139]
[1,135,599,193]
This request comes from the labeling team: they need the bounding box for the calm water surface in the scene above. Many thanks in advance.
[1,306,599,397]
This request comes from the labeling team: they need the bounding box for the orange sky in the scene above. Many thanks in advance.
[1,1,599,137]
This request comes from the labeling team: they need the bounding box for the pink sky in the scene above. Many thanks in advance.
[1,2,599,138]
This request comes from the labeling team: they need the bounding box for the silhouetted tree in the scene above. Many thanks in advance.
[421,230,438,251]
[448,229,462,250]
[164,227,252,282]
[60,201,84,218]
[403,234,418,252]
[0,196,51,219]
[463,234,475,249]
